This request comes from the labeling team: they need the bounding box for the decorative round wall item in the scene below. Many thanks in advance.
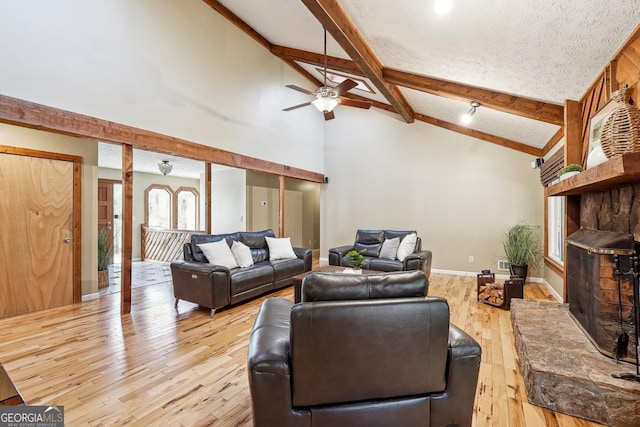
[601,87,640,158]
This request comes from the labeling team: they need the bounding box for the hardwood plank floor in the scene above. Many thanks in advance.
[0,273,604,426]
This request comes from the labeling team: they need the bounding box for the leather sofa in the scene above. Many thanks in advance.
[329,229,432,277]
[170,229,312,317]
[248,270,482,427]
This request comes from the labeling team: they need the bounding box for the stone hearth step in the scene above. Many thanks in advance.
[510,299,640,427]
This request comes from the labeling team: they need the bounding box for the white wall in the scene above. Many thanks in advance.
[322,107,544,274]
[212,168,246,233]
[0,0,324,174]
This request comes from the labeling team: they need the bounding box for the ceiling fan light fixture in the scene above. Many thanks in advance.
[158,160,173,175]
[461,101,480,124]
[312,93,338,112]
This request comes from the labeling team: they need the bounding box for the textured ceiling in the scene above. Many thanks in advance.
[98,143,208,179]
[214,0,640,152]
[340,0,640,103]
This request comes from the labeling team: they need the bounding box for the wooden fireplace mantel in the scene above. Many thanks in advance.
[545,151,640,197]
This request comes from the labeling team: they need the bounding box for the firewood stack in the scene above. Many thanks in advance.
[478,282,505,306]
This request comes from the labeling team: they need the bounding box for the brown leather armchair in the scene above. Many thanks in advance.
[247,270,481,427]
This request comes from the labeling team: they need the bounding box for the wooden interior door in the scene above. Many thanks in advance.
[0,152,74,318]
[98,179,114,241]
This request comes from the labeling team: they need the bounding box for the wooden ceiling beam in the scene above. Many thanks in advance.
[0,94,325,183]
[201,0,272,50]
[384,68,564,126]
[415,113,543,157]
[301,0,414,123]
[542,127,564,156]
[271,45,361,75]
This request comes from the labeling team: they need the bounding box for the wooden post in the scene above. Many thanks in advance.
[121,144,133,314]
[279,175,285,238]
[205,162,212,234]
[564,99,582,167]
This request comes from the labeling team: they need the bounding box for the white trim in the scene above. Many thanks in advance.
[431,268,544,283]
[542,280,563,302]
[82,292,100,302]
[319,256,329,264]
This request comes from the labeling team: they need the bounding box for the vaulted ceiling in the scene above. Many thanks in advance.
[203,0,640,156]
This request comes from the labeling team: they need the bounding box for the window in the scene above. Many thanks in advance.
[145,184,200,230]
[145,185,172,229]
[547,193,565,265]
[176,187,199,230]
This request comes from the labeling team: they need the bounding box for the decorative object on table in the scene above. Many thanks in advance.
[345,248,366,271]
[502,223,542,284]
[556,163,583,180]
[97,226,113,289]
[477,270,524,309]
[601,86,640,158]
[586,145,608,169]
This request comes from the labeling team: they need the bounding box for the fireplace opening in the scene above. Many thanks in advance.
[566,228,638,364]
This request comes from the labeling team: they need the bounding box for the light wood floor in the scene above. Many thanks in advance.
[0,273,604,427]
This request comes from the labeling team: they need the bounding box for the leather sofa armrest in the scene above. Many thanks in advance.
[293,247,313,272]
[248,298,310,427]
[170,260,232,310]
[430,324,482,427]
[328,245,354,266]
[404,249,432,279]
[170,260,230,275]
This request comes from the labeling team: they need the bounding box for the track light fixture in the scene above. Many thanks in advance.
[461,101,481,125]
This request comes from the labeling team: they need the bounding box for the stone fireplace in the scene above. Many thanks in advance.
[566,228,637,363]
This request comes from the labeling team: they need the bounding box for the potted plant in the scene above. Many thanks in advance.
[345,249,366,272]
[503,223,542,284]
[98,226,113,289]
[557,164,583,180]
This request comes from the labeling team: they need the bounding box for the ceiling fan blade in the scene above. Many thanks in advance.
[333,79,358,96]
[324,110,335,121]
[283,101,312,111]
[340,98,372,109]
[285,84,315,96]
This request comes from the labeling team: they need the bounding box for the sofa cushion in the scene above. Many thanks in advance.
[354,230,385,258]
[379,237,400,260]
[190,232,240,263]
[270,258,306,281]
[198,240,238,269]
[266,237,297,260]
[240,229,275,249]
[367,258,404,272]
[385,230,415,241]
[301,270,428,302]
[397,233,418,262]
[230,263,275,294]
[231,240,254,268]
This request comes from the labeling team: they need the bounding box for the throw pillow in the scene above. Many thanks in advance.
[231,240,254,268]
[396,233,417,262]
[265,236,297,260]
[379,237,400,260]
[197,240,238,269]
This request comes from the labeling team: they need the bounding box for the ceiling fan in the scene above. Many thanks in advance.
[282,29,371,121]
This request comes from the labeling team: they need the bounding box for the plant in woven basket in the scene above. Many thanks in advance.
[601,86,640,158]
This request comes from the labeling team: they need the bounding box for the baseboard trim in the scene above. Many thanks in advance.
[542,280,563,302]
[431,268,544,283]
[82,292,100,302]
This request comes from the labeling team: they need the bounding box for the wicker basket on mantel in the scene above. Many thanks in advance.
[601,87,640,158]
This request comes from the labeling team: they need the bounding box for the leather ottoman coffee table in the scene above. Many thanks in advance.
[292,265,377,303]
